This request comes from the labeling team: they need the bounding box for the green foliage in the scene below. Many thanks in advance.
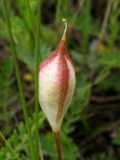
[0,58,14,135]
[100,51,120,68]
[0,112,45,160]
[0,58,14,106]
[96,73,120,92]
[108,0,120,48]
[0,112,78,160]
[41,132,78,160]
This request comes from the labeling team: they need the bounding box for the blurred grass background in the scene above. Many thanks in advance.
[0,0,120,159]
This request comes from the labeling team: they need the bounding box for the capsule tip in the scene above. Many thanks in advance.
[61,18,67,41]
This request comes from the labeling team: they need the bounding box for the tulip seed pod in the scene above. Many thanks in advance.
[39,19,76,132]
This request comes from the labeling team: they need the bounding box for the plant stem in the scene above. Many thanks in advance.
[55,0,61,25]
[71,0,85,26]
[2,1,35,160]
[26,0,36,37]
[34,0,43,159]
[27,0,34,22]
[2,0,28,131]
[0,131,21,160]
[98,0,113,45]
[53,132,62,160]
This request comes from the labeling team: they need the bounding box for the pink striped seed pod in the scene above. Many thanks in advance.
[39,20,76,132]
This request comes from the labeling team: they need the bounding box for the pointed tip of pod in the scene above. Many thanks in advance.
[56,18,68,55]
[40,19,70,70]
[61,18,67,41]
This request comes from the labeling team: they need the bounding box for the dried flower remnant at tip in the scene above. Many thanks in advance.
[62,18,67,41]
[39,19,76,132]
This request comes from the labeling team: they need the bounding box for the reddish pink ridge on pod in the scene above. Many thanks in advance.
[40,39,71,122]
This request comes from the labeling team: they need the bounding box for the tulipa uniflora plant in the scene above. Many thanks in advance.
[39,19,76,160]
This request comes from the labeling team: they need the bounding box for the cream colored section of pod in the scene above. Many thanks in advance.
[39,56,60,130]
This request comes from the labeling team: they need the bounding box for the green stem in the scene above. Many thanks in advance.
[26,0,36,37]
[55,0,61,25]
[2,1,35,160]
[0,131,21,160]
[34,0,43,159]
[70,0,84,26]
[26,0,34,22]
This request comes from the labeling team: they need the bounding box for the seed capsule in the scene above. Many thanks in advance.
[39,19,76,132]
